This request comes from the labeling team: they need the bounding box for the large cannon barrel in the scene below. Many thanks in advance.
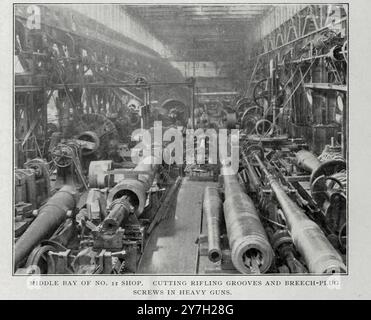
[203,187,223,262]
[295,150,346,185]
[254,154,346,274]
[222,166,274,274]
[107,156,159,216]
[14,185,79,268]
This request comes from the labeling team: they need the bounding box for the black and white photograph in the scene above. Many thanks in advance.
[13,3,348,276]
[4,0,371,301]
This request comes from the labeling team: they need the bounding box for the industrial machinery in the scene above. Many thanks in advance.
[15,158,51,238]
[15,153,181,274]
[13,4,348,276]
[221,166,274,274]
[194,100,237,130]
[15,185,79,269]
[196,5,347,274]
[198,51,347,273]
[199,138,347,274]
[14,4,192,169]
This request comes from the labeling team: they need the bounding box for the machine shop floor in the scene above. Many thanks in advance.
[138,178,218,274]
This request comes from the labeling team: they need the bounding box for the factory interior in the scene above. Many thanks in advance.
[14,4,348,275]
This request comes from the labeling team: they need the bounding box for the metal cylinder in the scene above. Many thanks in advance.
[295,150,321,173]
[14,185,79,268]
[296,150,346,185]
[242,153,261,192]
[102,197,132,231]
[107,156,159,215]
[203,187,223,262]
[254,155,346,274]
[88,160,113,188]
[108,179,146,214]
[222,166,274,274]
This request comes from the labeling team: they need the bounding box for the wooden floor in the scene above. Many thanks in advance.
[137,178,217,274]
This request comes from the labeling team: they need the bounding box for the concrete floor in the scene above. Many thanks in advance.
[138,178,217,274]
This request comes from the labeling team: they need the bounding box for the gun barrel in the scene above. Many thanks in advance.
[102,196,132,231]
[222,166,274,274]
[14,185,78,268]
[254,154,346,274]
[242,153,261,192]
[203,187,222,262]
[107,156,160,216]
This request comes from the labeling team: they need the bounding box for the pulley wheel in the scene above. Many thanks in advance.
[253,79,269,108]
[310,159,346,185]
